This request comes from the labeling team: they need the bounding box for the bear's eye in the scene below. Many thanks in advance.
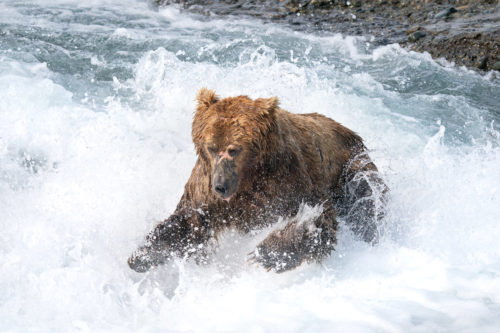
[228,148,241,157]
[207,146,217,155]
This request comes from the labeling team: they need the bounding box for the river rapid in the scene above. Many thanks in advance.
[1,0,500,331]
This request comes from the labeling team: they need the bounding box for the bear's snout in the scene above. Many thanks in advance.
[212,159,239,200]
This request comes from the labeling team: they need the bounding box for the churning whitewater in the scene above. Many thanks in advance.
[1,0,500,331]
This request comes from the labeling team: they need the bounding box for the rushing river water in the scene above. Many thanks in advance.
[1,0,500,331]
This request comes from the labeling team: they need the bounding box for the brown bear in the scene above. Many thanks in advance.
[128,88,387,273]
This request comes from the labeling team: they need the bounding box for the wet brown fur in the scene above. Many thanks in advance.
[128,88,387,273]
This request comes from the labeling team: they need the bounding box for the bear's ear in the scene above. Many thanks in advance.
[196,88,219,112]
[255,96,279,116]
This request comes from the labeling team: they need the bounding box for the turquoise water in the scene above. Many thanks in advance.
[1,0,500,331]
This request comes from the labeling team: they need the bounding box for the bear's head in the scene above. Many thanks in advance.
[192,88,279,201]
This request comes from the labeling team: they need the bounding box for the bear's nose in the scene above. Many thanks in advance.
[214,184,226,195]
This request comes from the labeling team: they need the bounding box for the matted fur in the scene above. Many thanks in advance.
[128,89,387,273]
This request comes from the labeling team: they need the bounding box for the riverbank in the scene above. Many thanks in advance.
[156,0,500,73]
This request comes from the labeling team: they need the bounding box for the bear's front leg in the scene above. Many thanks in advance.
[248,203,337,273]
[128,209,209,273]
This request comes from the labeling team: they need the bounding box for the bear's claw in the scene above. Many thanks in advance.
[246,251,257,266]
[127,245,169,273]
[246,243,297,273]
[247,250,273,272]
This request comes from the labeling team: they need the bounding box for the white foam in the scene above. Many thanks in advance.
[1,1,500,332]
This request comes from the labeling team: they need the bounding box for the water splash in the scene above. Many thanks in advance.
[1,0,499,332]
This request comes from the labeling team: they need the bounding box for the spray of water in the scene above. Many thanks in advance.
[1,1,499,331]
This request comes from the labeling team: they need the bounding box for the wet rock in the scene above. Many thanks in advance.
[434,7,457,20]
[352,1,362,8]
[406,25,421,34]
[492,61,500,71]
[408,30,426,42]
[476,56,488,70]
